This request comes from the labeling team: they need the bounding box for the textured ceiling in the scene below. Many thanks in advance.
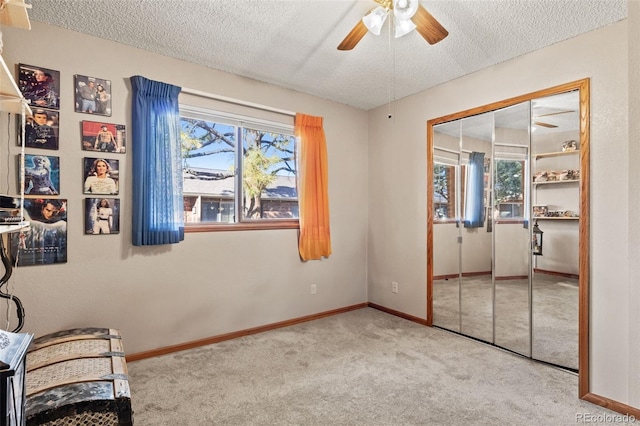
[26,0,627,111]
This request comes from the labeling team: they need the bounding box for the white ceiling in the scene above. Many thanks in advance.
[26,0,627,111]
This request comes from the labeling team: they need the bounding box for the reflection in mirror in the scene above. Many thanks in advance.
[459,112,493,343]
[493,102,531,357]
[428,79,588,378]
[432,120,461,333]
[531,90,580,371]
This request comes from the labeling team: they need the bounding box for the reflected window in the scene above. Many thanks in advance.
[494,159,524,219]
[433,163,455,219]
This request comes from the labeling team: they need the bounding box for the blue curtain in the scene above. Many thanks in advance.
[130,76,184,246]
[464,151,485,228]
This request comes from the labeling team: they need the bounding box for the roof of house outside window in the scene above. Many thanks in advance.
[183,168,297,200]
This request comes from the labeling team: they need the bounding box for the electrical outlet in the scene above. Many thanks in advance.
[392,281,398,294]
[310,284,317,295]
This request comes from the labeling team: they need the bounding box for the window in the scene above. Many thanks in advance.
[180,106,298,231]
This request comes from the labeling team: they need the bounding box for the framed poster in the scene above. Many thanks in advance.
[20,154,60,196]
[74,74,111,116]
[11,199,67,266]
[83,157,119,195]
[85,198,120,235]
[18,63,60,110]
[81,121,126,153]
[21,108,59,150]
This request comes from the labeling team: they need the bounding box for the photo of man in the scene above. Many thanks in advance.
[11,199,67,266]
[81,121,126,153]
[23,108,59,150]
[75,74,111,116]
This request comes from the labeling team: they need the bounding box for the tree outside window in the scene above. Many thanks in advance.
[180,113,298,226]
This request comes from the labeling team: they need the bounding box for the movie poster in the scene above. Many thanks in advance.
[11,199,67,266]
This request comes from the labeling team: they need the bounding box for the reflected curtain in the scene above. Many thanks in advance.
[295,113,331,260]
[130,75,184,246]
[464,151,485,228]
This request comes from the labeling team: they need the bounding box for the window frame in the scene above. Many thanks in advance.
[180,104,299,233]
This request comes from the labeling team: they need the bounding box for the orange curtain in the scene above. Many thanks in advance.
[295,113,331,260]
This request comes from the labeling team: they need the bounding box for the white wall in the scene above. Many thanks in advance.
[1,22,369,354]
[368,20,635,407]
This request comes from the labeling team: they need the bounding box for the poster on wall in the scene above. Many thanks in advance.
[81,121,126,153]
[19,154,60,196]
[74,74,111,116]
[85,198,120,235]
[18,63,60,110]
[83,157,119,195]
[20,108,59,150]
[11,199,67,266]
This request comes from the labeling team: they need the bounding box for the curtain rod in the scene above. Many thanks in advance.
[181,87,296,118]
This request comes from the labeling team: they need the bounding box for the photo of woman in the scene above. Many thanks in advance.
[83,157,119,195]
[18,64,60,110]
[23,154,60,195]
[85,198,119,235]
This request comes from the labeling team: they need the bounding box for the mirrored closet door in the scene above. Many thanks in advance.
[427,80,589,373]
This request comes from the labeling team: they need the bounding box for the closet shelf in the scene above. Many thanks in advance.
[533,217,579,220]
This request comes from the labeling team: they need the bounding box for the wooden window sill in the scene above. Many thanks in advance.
[185,220,299,233]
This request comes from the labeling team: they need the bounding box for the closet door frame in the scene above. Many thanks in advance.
[426,78,590,395]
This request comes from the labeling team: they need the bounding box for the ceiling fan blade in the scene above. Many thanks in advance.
[338,19,369,50]
[534,121,558,128]
[411,5,448,45]
[533,110,575,118]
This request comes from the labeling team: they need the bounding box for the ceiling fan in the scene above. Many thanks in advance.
[337,0,448,51]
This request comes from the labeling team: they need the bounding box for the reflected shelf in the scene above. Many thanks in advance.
[533,179,579,185]
[533,217,579,220]
[534,150,579,159]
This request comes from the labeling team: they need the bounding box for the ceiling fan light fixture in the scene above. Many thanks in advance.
[393,0,419,21]
[337,0,448,50]
[395,18,416,38]
[362,6,389,36]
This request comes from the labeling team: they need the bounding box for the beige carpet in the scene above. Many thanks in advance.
[127,307,619,425]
